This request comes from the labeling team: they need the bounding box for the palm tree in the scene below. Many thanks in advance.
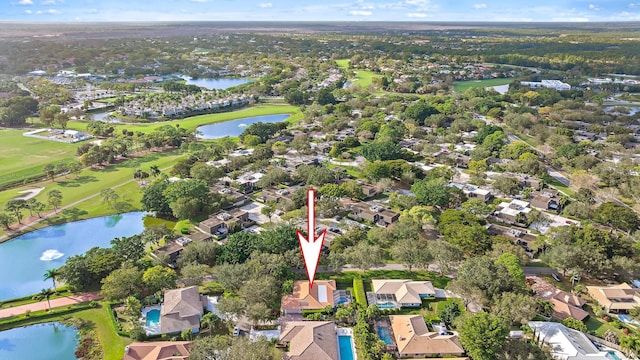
[44,269,60,292]
[39,288,54,311]
[200,312,220,334]
[149,165,161,177]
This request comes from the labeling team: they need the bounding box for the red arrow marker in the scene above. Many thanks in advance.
[296,188,326,289]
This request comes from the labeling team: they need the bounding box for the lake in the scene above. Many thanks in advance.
[0,322,79,360]
[179,76,252,90]
[196,114,290,139]
[0,212,146,300]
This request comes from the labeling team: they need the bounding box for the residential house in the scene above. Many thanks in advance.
[123,341,192,360]
[150,233,212,267]
[198,209,252,237]
[389,315,465,358]
[586,283,640,313]
[450,183,492,202]
[360,182,381,198]
[435,151,470,168]
[530,279,589,321]
[279,321,339,360]
[160,286,204,335]
[349,202,400,227]
[210,185,247,207]
[530,189,562,211]
[258,187,295,204]
[495,199,531,225]
[371,280,436,308]
[486,224,538,253]
[529,322,615,360]
[281,280,351,315]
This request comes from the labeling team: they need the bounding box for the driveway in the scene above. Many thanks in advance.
[0,292,103,318]
[240,202,270,224]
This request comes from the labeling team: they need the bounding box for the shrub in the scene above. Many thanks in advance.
[352,278,367,309]
[129,325,147,341]
[24,309,31,317]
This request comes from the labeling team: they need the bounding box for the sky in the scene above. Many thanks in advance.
[2,0,640,22]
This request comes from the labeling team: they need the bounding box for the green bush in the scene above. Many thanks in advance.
[353,278,367,309]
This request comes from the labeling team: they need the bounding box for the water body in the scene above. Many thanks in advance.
[196,114,290,139]
[179,76,252,90]
[0,322,79,360]
[0,212,146,300]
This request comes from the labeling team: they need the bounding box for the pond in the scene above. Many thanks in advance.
[0,212,146,300]
[179,76,253,90]
[0,322,79,360]
[196,114,290,139]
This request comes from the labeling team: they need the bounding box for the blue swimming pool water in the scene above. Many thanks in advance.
[608,351,621,360]
[377,326,393,345]
[338,335,355,360]
[619,314,631,322]
[378,303,395,309]
[146,309,161,327]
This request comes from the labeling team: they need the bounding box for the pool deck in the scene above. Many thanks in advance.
[141,305,162,335]
[337,327,357,360]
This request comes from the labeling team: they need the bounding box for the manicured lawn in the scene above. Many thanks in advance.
[546,177,576,197]
[0,287,73,309]
[65,104,301,134]
[0,128,79,190]
[0,151,183,238]
[453,78,514,93]
[74,304,132,360]
[336,59,350,69]
[351,70,380,89]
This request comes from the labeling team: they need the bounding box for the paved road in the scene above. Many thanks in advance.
[0,292,103,319]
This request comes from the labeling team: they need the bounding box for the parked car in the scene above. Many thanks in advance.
[552,273,561,282]
[233,326,240,336]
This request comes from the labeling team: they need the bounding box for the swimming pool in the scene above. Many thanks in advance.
[376,326,393,345]
[146,309,160,327]
[377,303,395,309]
[338,335,355,360]
[608,351,621,360]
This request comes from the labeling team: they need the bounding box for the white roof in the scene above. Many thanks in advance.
[528,321,614,360]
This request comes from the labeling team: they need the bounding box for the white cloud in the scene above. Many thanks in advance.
[36,8,60,14]
[191,0,208,2]
[588,4,600,10]
[473,3,487,9]
[42,0,63,4]
[629,3,640,8]
[349,10,372,15]
[551,17,589,21]
[24,9,32,14]
[407,12,427,17]
[17,0,34,5]
[258,2,272,7]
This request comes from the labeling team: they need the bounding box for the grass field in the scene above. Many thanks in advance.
[65,104,301,134]
[0,150,183,238]
[453,78,514,93]
[336,59,350,69]
[351,70,380,89]
[0,129,79,190]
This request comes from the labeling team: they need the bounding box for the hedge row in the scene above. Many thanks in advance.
[352,278,367,309]
[106,303,130,337]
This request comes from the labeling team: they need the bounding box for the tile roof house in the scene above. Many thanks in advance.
[281,280,351,315]
[531,278,588,321]
[371,280,436,308]
[389,315,465,358]
[529,321,614,360]
[279,321,339,360]
[587,283,640,313]
[160,286,204,335]
[487,224,538,253]
[123,341,192,360]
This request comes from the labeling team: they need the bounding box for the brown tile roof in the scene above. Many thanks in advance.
[390,315,465,357]
[123,341,192,360]
[280,321,339,360]
[587,283,640,311]
[160,286,203,334]
[530,278,588,321]
[281,280,336,312]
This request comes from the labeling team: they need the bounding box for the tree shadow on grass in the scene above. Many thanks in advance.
[57,176,98,187]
